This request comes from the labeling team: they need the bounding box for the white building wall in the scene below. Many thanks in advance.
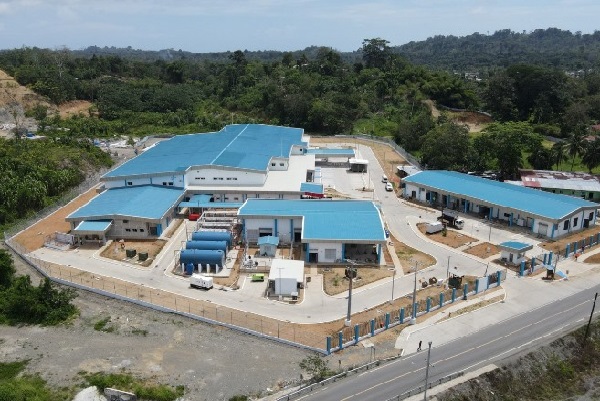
[268,157,289,171]
[308,242,342,263]
[187,168,266,186]
[404,183,427,202]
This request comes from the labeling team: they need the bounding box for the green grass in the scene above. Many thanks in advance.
[93,317,115,332]
[0,361,74,401]
[83,372,184,401]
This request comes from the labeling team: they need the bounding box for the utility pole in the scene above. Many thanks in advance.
[411,261,419,324]
[345,262,357,326]
[424,341,433,401]
[390,268,396,303]
[583,292,598,347]
[446,256,450,289]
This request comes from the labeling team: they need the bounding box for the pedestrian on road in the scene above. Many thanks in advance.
[417,340,422,352]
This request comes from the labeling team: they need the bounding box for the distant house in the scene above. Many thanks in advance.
[508,169,600,203]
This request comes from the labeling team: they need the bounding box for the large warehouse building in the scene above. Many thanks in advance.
[403,170,599,239]
[66,124,351,242]
[238,199,387,264]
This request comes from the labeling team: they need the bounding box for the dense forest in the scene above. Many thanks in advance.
[1,32,600,230]
[397,28,600,72]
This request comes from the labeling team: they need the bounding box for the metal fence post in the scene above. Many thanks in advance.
[400,307,405,324]
[439,292,444,308]
[463,283,468,300]
[519,260,525,277]
[338,332,344,350]
[452,288,456,303]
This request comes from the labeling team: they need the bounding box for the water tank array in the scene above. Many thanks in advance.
[180,231,232,273]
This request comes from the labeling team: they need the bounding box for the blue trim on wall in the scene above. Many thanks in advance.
[342,243,346,260]
[290,219,294,242]
[274,219,278,237]
[156,223,162,236]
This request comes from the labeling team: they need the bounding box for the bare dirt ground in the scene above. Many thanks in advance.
[58,100,93,118]
[464,242,500,259]
[539,226,600,254]
[417,223,477,248]
[0,244,311,401]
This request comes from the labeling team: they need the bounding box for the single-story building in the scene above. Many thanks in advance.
[268,259,304,298]
[499,241,533,265]
[66,185,185,243]
[402,170,599,239]
[507,169,600,202]
[258,236,279,257]
[238,199,387,264]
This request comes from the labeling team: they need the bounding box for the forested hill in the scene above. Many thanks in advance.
[395,28,600,71]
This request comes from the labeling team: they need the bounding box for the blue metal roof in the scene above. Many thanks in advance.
[404,171,598,220]
[300,182,324,194]
[258,236,280,246]
[499,241,533,252]
[67,185,184,220]
[103,124,305,179]
[73,220,112,232]
[238,199,386,242]
[306,148,355,156]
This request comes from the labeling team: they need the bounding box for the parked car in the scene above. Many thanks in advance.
[385,182,393,191]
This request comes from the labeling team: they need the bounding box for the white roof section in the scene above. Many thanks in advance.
[268,259,305,283]
[186,153,315,194]
[397,165,421,176]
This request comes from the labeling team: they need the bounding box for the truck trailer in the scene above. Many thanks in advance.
[438,210,465,230]
[190,274,214,290]
[425,221,444,234]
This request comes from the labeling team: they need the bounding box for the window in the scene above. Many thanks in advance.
[279,163,284,166]
[271,163,276,167]
[132,229,138,232]
[127,181,133,186]
[168,182,173,186]
[125,228,131,232]
[563,220,570,230]
[590,212,595,220]
[140,229,144,232]
[162,182,167,185]
[123,220,129,223]
[234,197,239,201]
[573,217,578,227]
[214,177,218,180]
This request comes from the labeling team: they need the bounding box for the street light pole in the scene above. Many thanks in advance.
[346,266,354,326]
[446,256,450,289]
[390,268,396,303]
[411,261,419,325]
[424,341,433,401]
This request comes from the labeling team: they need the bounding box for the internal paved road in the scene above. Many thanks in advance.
[292,286,600,401]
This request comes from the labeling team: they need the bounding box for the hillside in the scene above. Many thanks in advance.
[396,28,600,72]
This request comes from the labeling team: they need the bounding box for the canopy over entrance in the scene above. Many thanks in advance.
[72,220,112,235]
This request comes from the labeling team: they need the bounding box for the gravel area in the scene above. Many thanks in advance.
[0,244,313,401]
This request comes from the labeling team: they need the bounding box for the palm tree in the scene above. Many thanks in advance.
[582,138,600,173]
[564,127,586,171]
[550,141,566,170]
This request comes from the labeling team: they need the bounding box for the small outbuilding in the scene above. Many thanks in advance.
[268,259,304,298]
[499,241,533,265]
[258,235,279,257]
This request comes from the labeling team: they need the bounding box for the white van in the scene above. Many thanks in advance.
[382,175,388,183]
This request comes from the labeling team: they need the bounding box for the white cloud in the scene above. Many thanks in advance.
[0,3,11,14]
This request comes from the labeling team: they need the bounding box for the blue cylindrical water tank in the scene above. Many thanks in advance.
[191,231,232,247]
[185,262,194,275]
[180,249,225,267]
[186,240,228,253]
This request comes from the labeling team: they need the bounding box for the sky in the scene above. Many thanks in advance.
[1,0,599,53]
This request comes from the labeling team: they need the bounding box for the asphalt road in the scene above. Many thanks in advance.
[292,286,600,401]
